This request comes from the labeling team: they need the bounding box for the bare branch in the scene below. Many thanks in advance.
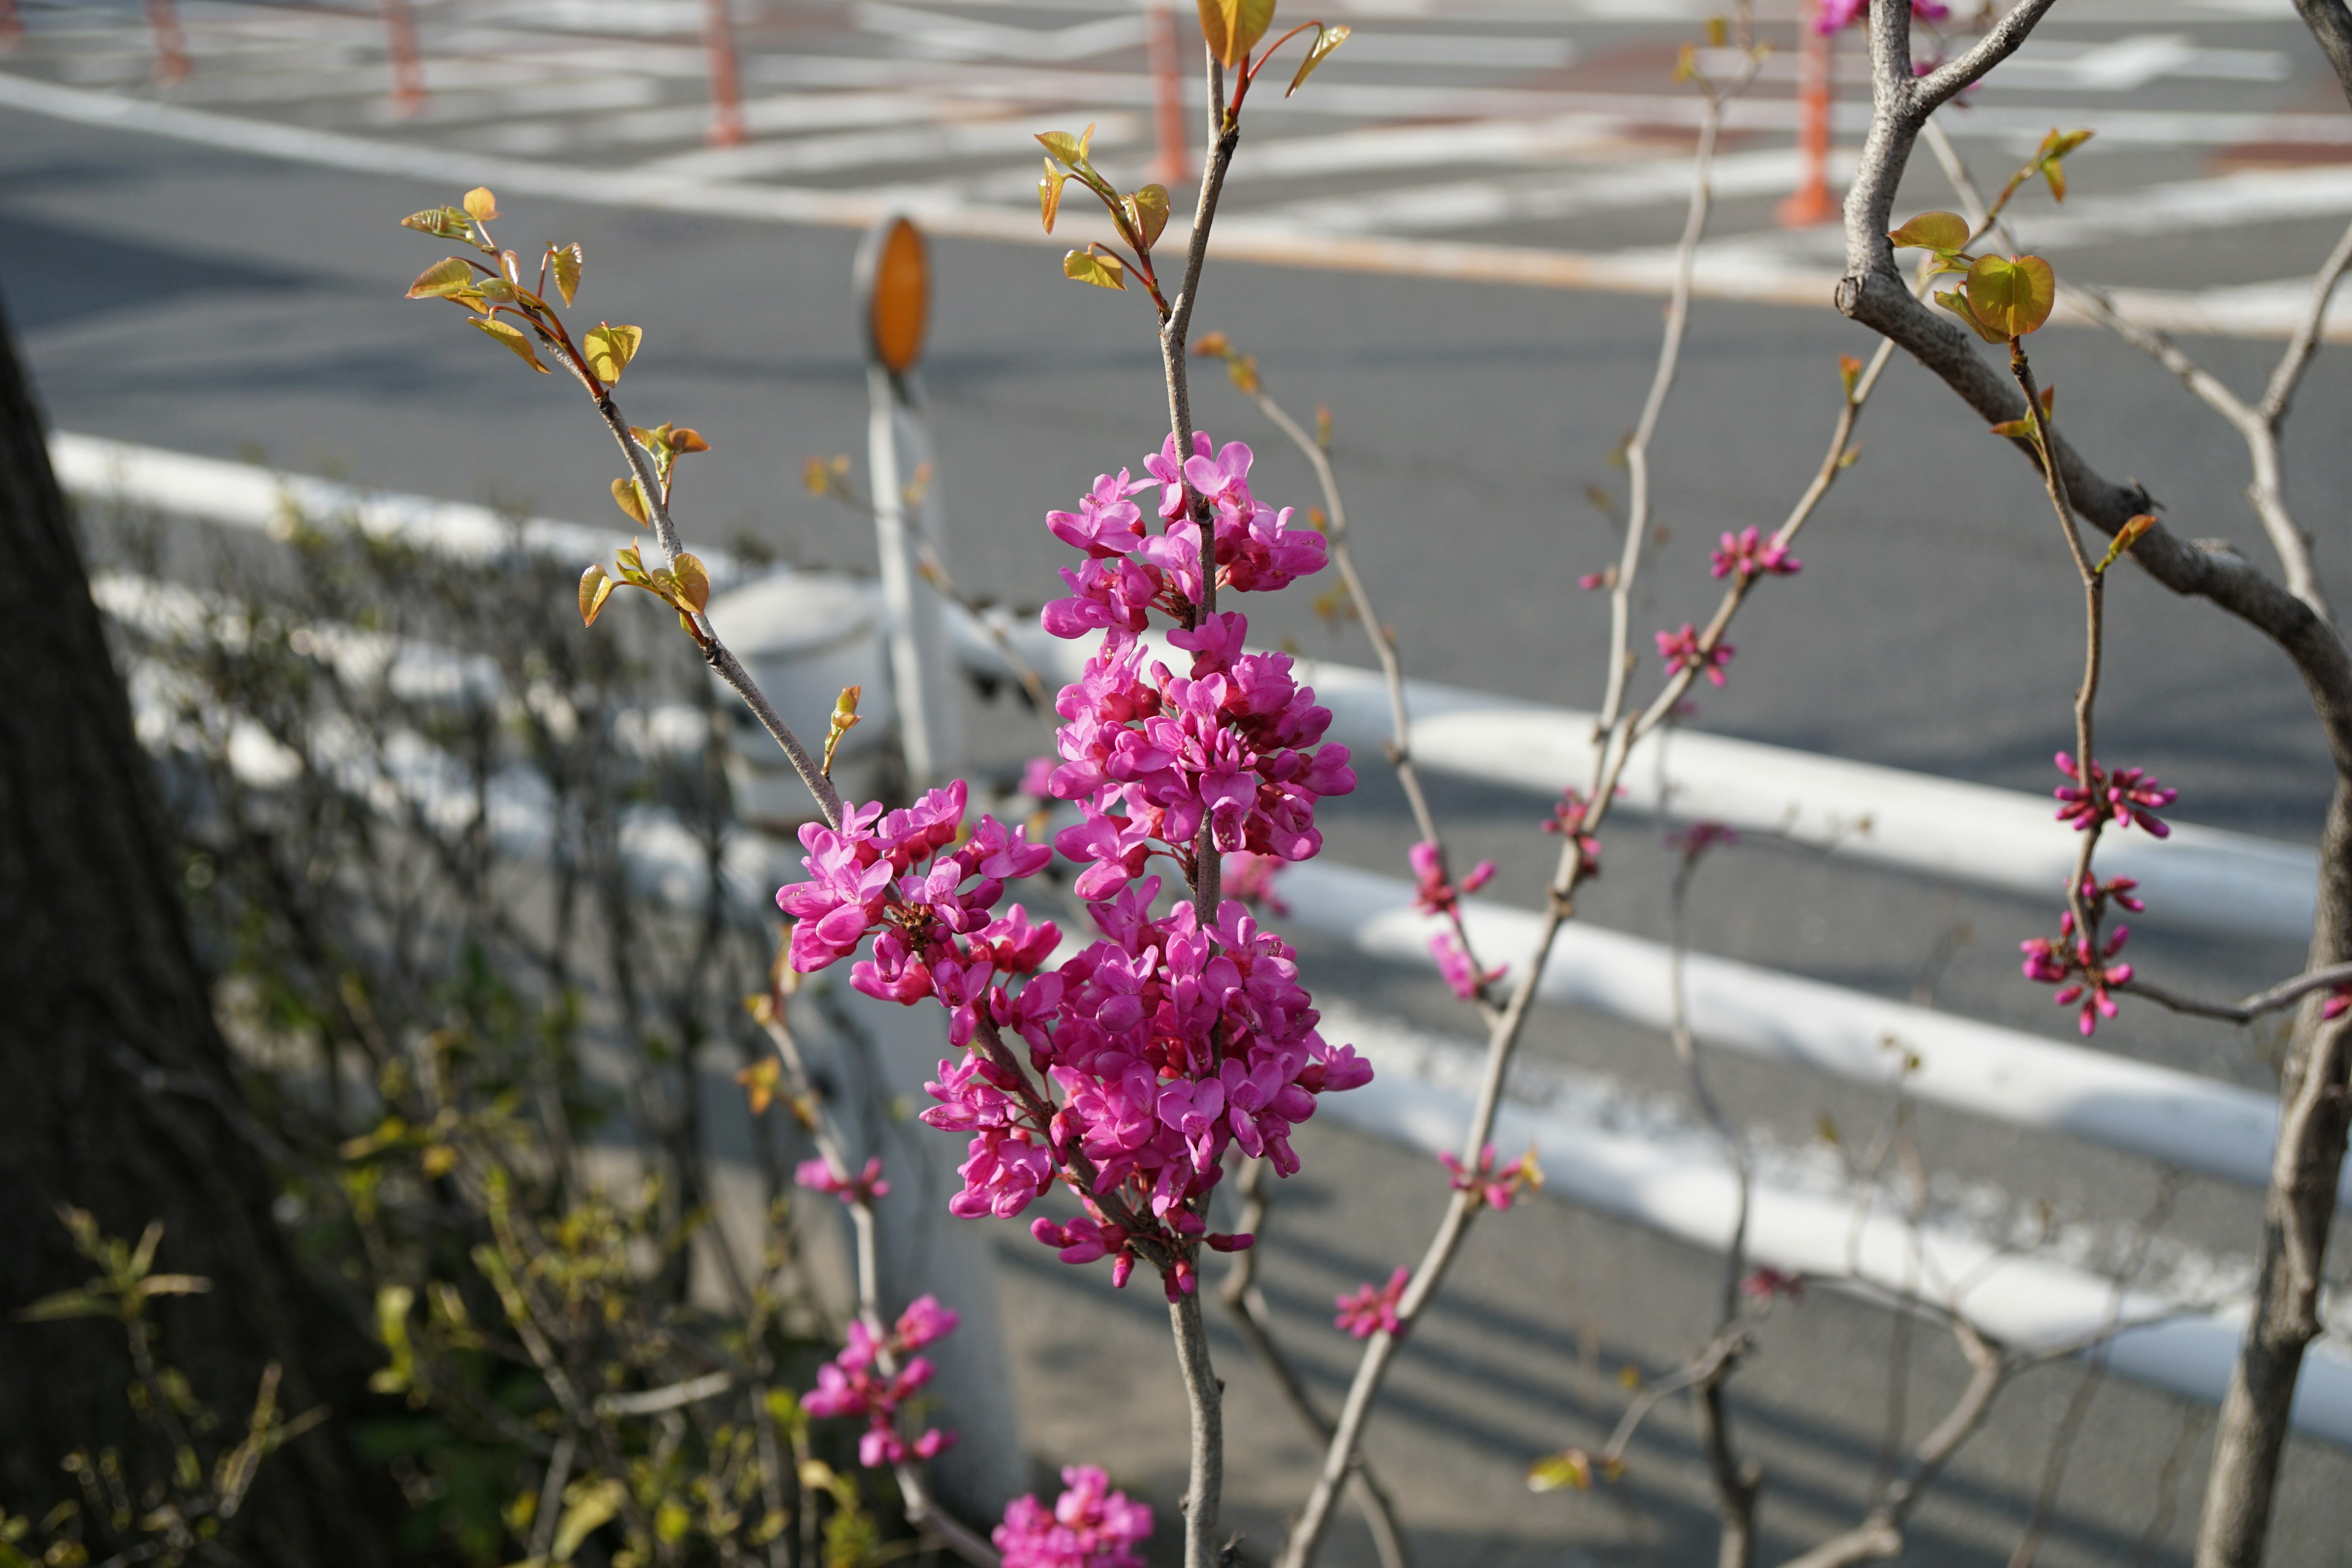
[2125,961,2352,1025]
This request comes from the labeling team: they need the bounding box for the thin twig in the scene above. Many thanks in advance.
[2124,960,2352,1024]
[1217,1159,1416,1568]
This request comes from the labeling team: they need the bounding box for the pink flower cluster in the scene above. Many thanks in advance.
[1431,931,1505,1002]
[1657,624,1734,687]
[775,434,1372,1300]
[1709,527,1801,581]
[1817,0,1947,32]
[993,1466,1153,1568]
[796,1156,890,1206]
[1410,840,1494,916]
[1541,787,1605,880]
[1039,435,1326,638]
[802,1296,960,1468]
[1441,1142,1543,1211]
[2053,752,2177,837]
[1042,611,1355,894]
[1335,1265,1410,1339]
[2021,911,2133,1038]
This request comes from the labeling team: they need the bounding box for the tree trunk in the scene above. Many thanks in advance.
[0,288,396,1566]
[2196,777,2352,1567]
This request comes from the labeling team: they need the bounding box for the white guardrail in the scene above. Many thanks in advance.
[59,432,2352,1445]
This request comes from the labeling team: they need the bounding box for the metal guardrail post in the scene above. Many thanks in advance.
[857,215,962,791]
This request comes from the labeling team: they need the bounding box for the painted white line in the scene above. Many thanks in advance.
[1246,146,1853,236]
[7,71,2348,332]
[857,1,1150,64]
[1278,858,2317,1196]
[1317,998,2352,1449]
[637,111,1140,181]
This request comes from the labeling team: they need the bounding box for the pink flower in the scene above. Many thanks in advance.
[1656,624,1734,687]
[801,1310,959,1468]
[1541,788,1605,879]
[1817,0,1946,32]
[1335,1266,1411,1339]
[1431,932,1504,1001]
[796,1156,890,1205]
[780,432,1375,1301]
[2324,985,2352,1022]
[1409,840,1494,916]
[1740,1266,1805,1303]
[993,1466,1153,1568]
[1440,1142,1543,1210]
[2053,753,2177,837]
[1669,820,1739,856]
[1709,527,1800,581]
[1578,570,1610,592]
[2020,910,2133,1037]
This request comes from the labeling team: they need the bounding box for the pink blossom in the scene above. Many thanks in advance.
[774,434,1374,1301]
[1669,821,1740,856]
[1709,527,1801,581]
[1409,840,1494,916]
[1541,787,1605,880]
[1431,931,1504,1001]
[1817,0,1947,32]
[2021,911,2133,1037]
[1335,1266,1411,1338]
[796,1156,889,1205]
[1578,570,1610,592]
[1740,1267,1805,1303]
[2053,753,2177,837]
[2324,985,2352,1022]
[1656,624,1734,687]
[1440,1142,1543,1211]
[801,1310,959,1468]
[993,1466,1153,1568]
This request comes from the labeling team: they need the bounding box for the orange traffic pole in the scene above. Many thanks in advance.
[1148,3,1188,186]
[1777,0,1837,227]
[704,0,747,147]
[146,0,190,83]
[384,0,425,116]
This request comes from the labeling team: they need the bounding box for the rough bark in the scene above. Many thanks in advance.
[0,286,396,1566]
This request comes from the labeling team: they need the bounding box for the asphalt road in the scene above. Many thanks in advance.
[15,1,2352,1560]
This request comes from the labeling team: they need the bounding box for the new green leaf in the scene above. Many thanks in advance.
[1039,162,1069,232]
[405,257,475,299]
[1063,249,1126,290]
[551,242,583,306]
[1197,0,1275,69]
[1887,210,1970,255]
[472,315,551,372]
[1125,184,1171,249]
[584,322,643,383]
[579,563,616,626]
[1288,23,1351,96]
[1965,252,2056,338]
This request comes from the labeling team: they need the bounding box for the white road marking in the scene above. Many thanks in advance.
[857,2,1150,64]
[636,110,1141,180]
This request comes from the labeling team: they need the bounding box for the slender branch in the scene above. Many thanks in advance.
[584,389,844,827]
[750,972,1000,1567]
[2125,960,2352,1024]
[2257,213,2352,429]
[1275,48,1768,1568]
[1223,372,1498,1012]
[1218,1159,1416,1568]
[1669,845,1761,1568]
